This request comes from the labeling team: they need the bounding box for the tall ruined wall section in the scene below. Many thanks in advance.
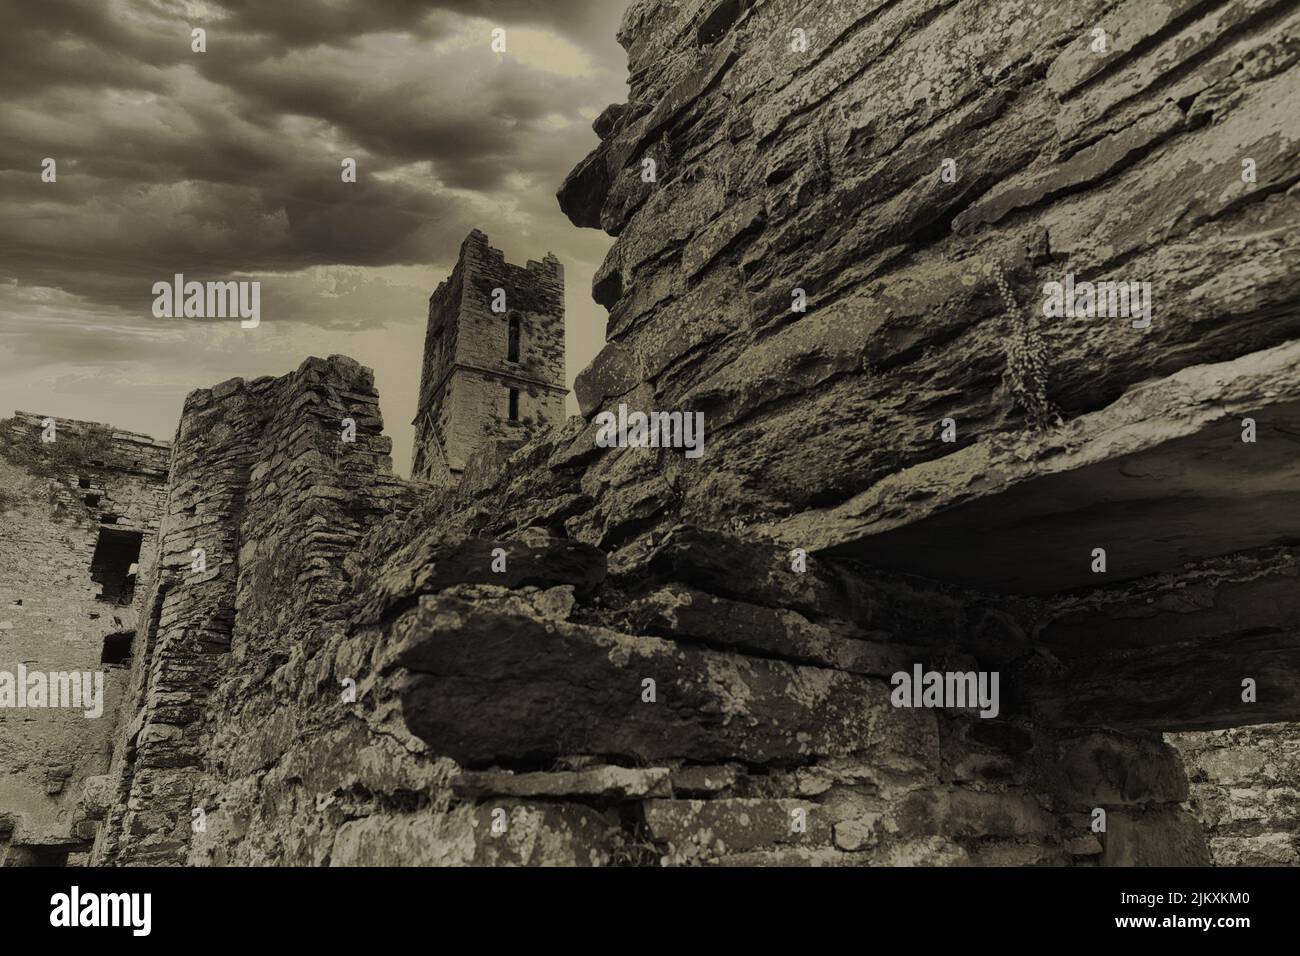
[90,357,411,864]
[0,414,169,865]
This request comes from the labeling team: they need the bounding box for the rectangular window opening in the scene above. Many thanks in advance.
[90,528,143,605]
[101,631,135,665]
[508,388,520,422]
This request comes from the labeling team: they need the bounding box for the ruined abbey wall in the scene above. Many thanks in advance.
[1170,724,1300,866]
[65,367,1210,865]
[0,414,169,865]
[89,358,411,864]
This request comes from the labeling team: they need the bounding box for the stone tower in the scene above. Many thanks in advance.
[411,230,566,483]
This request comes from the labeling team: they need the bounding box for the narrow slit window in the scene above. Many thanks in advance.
[507,314,521,362]
[508,388,520,421]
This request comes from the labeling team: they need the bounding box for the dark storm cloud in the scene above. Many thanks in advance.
[0,0,183,95]
[0,0,628,327]
[205,0,451,48]
[194,48,605,190]
[3,174,461,314]
[0,0,622,91]
[211,0,625,53]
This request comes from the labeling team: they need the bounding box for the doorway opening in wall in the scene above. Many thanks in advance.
[101,631,135,665]
[90,528,143,605]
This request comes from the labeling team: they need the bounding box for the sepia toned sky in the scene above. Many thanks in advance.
[0,0,628,476]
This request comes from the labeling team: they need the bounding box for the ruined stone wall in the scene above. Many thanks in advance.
[0,413,168,865]
[1169,724,1300,866]
[28,356,1199,867]
[539,0,1300,863]
[24,0,1300,867]
[559,0,1299,552]
[334,509,1208,866]
[3,391,1207,868]
[90,357,411,865]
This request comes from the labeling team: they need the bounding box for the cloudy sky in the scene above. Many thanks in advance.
[0,0,627,475]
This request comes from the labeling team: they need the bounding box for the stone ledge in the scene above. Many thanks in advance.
[766,339,1300,594]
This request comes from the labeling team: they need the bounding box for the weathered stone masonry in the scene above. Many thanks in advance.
[89,358,409,864]
[412,230,566,484]
[1170,724,1300,866]
[0,413,169,865]
[4,0,1300,867]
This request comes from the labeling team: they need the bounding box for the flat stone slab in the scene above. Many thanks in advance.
[643,798,833,858]
[452,766,672,800]
[625,584,928,677]
[767,341,1300,594]
[384,592,936,766]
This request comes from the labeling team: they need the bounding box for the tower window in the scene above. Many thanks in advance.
[507,314,521,362]
[508,388,520,421]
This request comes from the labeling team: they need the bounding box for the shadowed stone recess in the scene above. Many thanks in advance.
[771,341,1300,594]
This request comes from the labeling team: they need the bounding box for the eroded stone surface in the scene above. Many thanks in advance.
[1169,723,1300,866]
[769,341,1300,594]
[556,0,1300,544]
[0,413,169,864]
